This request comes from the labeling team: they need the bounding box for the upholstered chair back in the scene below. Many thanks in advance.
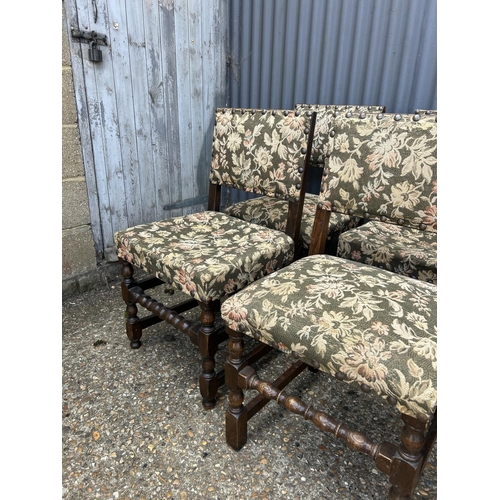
[295,104,386,166]
[318,111,437,233]
[210,108,315,202]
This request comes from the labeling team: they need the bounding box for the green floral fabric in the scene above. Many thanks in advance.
[115,211,294,303]
[295,104,386,165]
[319,112,437,232]
[210,108,314,200]
[225,193,357,251]
[338,221,437,284]
[221,254,437,421]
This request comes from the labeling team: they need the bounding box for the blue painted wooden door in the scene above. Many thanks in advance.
[64,0,227,261]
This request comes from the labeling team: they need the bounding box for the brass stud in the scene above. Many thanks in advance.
[294,197,299,202]
[284,110,289,116]
[296,183,301,189]
[377,113,384,119]
[360,112,366,119]
[307,110,313,116]
[348,209,354,216]
[397,218,405,226]
[262,109,267,114]
[298,167,304,173]
[335,371,346,381]
[419,222,427,230]
[364,212,370,219]
[251,109,256,114]
[334,111,339,117]
[387,395,397,406]
[380,215,387,222]
[360,384,370,393]
[304,127,310,134]
[272,110,277,115]
[254,332,261,340]
[301,148,307,154]
[329,131,335,137]
[413,113,421,121]
[292,351,300,359]
[346,112,352,118]
[311,360,320,370]
[394,114,402,121]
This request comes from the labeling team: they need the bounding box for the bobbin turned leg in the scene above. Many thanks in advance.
[120,260,143,349]
[388,414,428,499]
[225,327,248,450]
[197,301,220,409]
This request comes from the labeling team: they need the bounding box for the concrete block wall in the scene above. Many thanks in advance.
[62,3,120,298]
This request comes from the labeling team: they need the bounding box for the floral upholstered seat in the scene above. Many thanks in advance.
[221,254,437,421]
[337,221,437,284]
[115,211,295,303]
[225,193,354,252]
[114,107,316,409]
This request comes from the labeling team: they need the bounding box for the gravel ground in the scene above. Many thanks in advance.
[62,275,437,500]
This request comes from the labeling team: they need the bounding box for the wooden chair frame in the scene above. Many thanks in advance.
[118,108,317,409]
[223,110,437,498]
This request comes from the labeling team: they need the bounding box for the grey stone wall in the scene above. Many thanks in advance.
[62,3,120,298]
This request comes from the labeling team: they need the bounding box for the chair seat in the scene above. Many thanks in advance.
[337,221,437,284]
[221,254,437,421]
[114,211,295,303]
[225,193,356,249]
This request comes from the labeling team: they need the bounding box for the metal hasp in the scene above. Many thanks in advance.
[70,27,107,63]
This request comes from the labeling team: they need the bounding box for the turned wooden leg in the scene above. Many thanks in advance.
[197,301,219,409]
[120,260,143,349]
[388,414,428,499]
[225,327,248,450]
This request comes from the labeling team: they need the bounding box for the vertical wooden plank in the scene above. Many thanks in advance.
[200,1,227,208]
[104,0,145,228]
[158,0,183,220]
[174,0,203,215]
[64,0,105,259]
[142,0,167,221]
[76,0,129,254]
[123,0,158,224]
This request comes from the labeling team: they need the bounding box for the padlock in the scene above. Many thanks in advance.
[88,40,103,62]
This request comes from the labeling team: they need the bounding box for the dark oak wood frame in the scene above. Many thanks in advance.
[119,109,317,409]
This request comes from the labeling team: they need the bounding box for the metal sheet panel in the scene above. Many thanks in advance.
[227,0,437,113]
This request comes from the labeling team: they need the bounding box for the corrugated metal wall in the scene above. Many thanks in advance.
[227,0,437,113]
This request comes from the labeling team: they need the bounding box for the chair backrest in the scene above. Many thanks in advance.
[295,104,386,166]
[309,111,437,253]
[209,107,317,249]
